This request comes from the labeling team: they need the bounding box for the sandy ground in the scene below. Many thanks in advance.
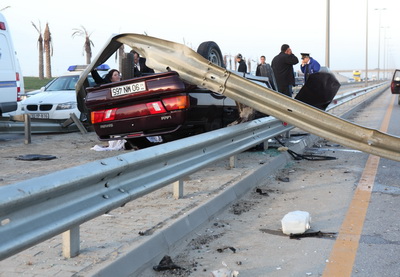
[0,132,124,186]
[0,129,280,277]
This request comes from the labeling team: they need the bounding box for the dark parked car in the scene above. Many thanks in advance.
[390,69,400,105]
[80,39,273,148]
[391,69,400,94]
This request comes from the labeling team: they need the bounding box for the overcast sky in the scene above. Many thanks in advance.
[2,0,399,77]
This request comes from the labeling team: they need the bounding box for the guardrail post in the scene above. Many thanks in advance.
[173,179,184,199]
[229,155,237,168]
[24,114,31,145]
[262,140,269,150]
[62,225,80,258]
[69,113,88,134]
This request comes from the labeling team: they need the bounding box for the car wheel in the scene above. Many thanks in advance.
[197,41,225,68]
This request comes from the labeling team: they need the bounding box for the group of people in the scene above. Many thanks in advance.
[236,44,321,97]
[93,44,320,99]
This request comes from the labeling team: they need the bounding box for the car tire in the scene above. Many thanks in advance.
[197,41,225,68]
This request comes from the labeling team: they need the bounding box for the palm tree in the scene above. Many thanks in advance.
[72,26,94,64]
[44,23,53,78]
[32,21,44,79]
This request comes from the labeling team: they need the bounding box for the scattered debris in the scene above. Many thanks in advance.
[153,255,183,272]
[216,246,236,253]
[255,188,269,196]
[281,211,311,235]
[16,154,57,161]
[290,231,337,240]
[91,140,127,151]
[274,136,337,161]
[211,267,239,277]
[278,177,290,182]
[230,200,256,215]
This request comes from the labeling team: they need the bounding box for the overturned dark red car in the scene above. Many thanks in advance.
[85,70,242,145]
[78,39,273,147]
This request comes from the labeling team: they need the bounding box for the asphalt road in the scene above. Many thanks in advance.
[1,85,398,277]
[139,89,400,277]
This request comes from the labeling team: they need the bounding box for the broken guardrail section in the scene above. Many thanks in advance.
[76,33,400,162]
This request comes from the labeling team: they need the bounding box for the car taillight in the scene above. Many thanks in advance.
[162,95,189,110]
[16,72,21,98]
[0,22,5,30]
[91,108,117,124]
[91,96,189,124]
[146,101,166,114]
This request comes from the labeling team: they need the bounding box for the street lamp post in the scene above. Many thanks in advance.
[365,0,368,86]
[375,8,386,80]
[326,0,330,68]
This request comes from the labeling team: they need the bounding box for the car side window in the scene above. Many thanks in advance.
[394,71,400,81]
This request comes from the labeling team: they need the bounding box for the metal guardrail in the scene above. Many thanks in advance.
[328,82,388,109]
[0,115,79,134]
[0,116,291,261]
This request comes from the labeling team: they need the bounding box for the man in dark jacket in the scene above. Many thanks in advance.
[271,44,299,97]
[132,51,155,77]
[236,53,247,73]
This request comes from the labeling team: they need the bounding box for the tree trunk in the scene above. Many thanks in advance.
[118,44,125,71]
[38,35,44,80]
[85,37,92,64]
[44,23,52,79]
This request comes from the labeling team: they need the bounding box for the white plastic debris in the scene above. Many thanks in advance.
[91,140,126,151]
[211,268,239,277]
[281,211,311,235]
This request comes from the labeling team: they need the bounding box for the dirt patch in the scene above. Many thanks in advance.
[0,132,124,186]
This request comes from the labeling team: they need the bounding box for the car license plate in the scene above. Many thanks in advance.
[111,82,146,97]
[29,113,49,119]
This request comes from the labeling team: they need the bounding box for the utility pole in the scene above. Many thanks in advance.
[325,0,330,68]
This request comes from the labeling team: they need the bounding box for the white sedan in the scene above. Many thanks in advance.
[21,68,103,120]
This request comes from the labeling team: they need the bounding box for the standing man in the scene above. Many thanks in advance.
[271,44,299,97]
[236,53,247,73]
[300,53,320,83]
[256,55,268,77]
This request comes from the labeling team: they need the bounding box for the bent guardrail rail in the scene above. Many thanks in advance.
[77,33,400,161]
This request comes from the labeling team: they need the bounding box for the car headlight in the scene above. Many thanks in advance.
[56,102,77,110]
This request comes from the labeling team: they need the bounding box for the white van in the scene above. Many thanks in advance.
[0,12,24,116]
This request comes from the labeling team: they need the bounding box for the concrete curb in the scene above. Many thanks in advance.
[91,134,317,276]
